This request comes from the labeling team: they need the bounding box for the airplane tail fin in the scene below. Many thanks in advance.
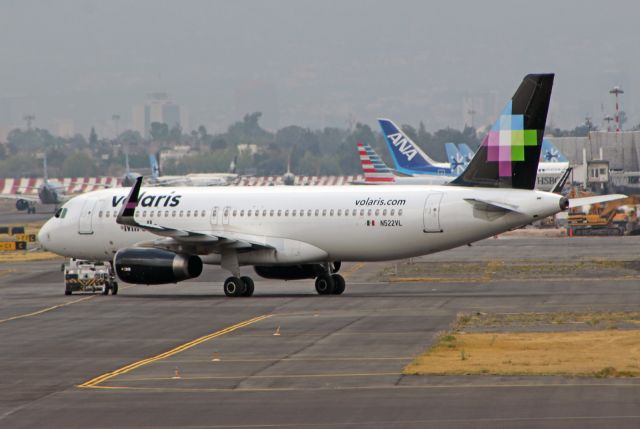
[445,143,466,175]
[541,138,568,163]
[550,167,572,194]
[451,74,554,189]
[377,118,450,174]
[357,142,395,183]
[457,144,475,164]
[149,153,161,180]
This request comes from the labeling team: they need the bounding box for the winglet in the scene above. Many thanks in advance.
[116,176,143,227]
[550,167,572,194]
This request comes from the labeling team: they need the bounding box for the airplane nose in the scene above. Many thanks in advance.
[38,220,52,251]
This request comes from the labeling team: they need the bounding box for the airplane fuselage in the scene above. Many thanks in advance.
[40,185,564,264]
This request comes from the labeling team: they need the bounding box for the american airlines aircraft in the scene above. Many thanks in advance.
[38,74,624,297]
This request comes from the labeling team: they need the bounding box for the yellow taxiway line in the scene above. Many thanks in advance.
[79,313,273,388]
[0,295,96,325]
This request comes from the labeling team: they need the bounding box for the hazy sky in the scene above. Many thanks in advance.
[0,0,638,135]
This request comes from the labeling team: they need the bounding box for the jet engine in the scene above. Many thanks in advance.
[114,248,203,285]
[15,199,30,211]
[254,262,341,280]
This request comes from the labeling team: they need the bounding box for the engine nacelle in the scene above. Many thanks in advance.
[254,262,339,280]
[114,248,203,285]
[15,199,30,211]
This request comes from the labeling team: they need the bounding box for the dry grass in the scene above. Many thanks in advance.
[404,330,640,377]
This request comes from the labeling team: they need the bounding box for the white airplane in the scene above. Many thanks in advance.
[1,155,68,213]
[148,154,237,187]
[38,74,624,297]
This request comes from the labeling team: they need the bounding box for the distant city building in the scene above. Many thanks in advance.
[159,145,192,169]
[0,126,10,144]
[132,93,188,138]
[54,119,75,138]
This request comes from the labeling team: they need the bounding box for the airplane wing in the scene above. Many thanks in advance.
[116,177,273,252]
[0,194,40,202]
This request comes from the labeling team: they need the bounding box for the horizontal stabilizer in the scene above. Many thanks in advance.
[568,194,627,208]
[464,198,522,213]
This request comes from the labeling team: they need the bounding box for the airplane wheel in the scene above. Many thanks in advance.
[224,277,245,297]
[240,276,254,297]
[65,289,72,296]
[111,282,118,295]
[102,285,110,295]
[331,274,345,295]
[315,274,335,295]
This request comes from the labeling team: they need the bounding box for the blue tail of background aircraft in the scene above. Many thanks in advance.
[149,153,160,180]
[377,118,454,176]
[457,144,475,164]
[445,143,466,175]
[541,139,568,162]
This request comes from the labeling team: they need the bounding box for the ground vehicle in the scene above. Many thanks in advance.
[62,258,118,295]
[567,192,639,236]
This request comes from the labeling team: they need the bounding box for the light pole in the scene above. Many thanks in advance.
[609,86,624,132]
[603,115,614,132]
[23,114,35,130]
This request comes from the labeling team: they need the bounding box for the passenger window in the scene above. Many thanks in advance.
[240,210,244,217]
[322,209,327,216]
[383,209,387,216]
[172,211,176,217]
[299,210,304,217]
[367,209,372,216]
[307,209,312,217]
[262,210,266,217]
[375,209,379,216]
[277,210,282,216]
[285,210,289,217]
[344,209,348,216]
[337,209,342,216]
[330,209,334,216]
[98,211,103,218]
[359,209,364,216]
[142,211,146,218]
[292,210,296,217]
[106,211,110,218]
[186,210,190,217]
[352,209,356,216]
[165,210,169,217]
[201,210,205,217]
[179,210,184,217]
[134,210,139,217]
[390,209,395,216]
[232,210,237,217]
[247,210,251,217]
[270,210,274,217]
[398,209,403,216]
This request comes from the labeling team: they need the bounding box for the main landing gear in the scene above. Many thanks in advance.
[223,276,255,297]
[314,261,345,295]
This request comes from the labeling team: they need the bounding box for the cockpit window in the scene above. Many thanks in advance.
[55,208,68,219]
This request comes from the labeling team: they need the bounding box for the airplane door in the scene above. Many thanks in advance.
[78,198,98,234]
[222,206,230,225]
[210,206,220,225]
[423,192,443,233]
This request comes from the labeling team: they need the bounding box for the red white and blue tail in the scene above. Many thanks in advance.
[357,142,396,183]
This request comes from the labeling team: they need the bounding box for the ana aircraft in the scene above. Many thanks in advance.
[38,74,624,297]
